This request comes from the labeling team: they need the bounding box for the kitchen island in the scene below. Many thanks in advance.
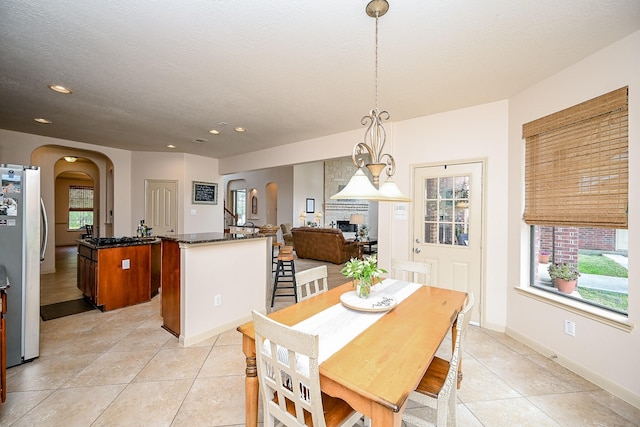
[77,237,160,311]
[159,232,270,347]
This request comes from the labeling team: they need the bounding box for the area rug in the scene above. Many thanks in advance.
[40,298,97,321]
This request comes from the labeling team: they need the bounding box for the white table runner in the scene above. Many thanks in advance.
[292,279,422,363]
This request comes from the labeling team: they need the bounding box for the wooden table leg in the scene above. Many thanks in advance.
[242,336,258,427]
[370,400,405,427]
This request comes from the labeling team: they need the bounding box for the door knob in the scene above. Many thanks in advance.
[414,248,421,253]
[415,238,421,244]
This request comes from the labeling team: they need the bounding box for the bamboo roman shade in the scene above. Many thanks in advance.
[523,86,628,228]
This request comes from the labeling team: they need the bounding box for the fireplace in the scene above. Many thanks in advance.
[337,220,357,233]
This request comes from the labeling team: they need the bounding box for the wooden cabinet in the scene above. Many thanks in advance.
[160,240,180,337]
[77,244,97,301]
[77,242,158,311]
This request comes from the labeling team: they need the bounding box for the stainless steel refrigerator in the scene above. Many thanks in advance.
[0,164,47,367]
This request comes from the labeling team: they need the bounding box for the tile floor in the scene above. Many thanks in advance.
[2,247,639,426]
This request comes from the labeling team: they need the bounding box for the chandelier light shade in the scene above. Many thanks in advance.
[330,0,411,202]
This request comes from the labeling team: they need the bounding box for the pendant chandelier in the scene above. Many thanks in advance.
[331,0,411,202]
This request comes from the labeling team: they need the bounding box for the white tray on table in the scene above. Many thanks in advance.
[339,291,396,312]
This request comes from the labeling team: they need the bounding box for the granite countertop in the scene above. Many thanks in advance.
[158,232,267,244]
[78,237,160,249]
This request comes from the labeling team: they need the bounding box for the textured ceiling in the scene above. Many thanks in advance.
[1,0,639,159]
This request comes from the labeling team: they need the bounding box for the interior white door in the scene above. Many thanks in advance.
[145,180,178,235]
[412,162,483,324]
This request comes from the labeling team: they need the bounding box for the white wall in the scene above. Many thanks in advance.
[293,161,324,226]
[131,152,222,234]
[507,30,639,405]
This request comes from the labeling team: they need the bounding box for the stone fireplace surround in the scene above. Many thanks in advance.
[323,158,372,235]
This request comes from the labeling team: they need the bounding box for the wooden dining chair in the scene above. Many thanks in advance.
[252,311,363,427]
[402,293,475,427]
[391,259,433,285]
[295,266,328,302]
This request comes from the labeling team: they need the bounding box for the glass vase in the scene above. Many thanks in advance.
[357,279,372,298]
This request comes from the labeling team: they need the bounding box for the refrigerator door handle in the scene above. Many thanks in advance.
[40,198,48,262]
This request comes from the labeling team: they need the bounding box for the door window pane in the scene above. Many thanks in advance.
[423,175,471,246]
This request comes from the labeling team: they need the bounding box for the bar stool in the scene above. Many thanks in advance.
[271,241,283,273]
[270,246,297,307]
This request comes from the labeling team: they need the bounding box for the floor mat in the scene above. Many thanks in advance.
[40,298,97,321]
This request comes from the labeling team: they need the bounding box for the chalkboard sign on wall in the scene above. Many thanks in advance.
[192,181,218,204]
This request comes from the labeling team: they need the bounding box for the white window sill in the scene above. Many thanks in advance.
[515,286,634,333]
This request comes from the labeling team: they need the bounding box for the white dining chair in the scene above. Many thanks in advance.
[295,265,329,301]
[391,259,433,285]
[252,310,364,427]
[402,293,475,427]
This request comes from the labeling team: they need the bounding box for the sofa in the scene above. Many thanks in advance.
[280,223,294,248]
[291,227,360,264]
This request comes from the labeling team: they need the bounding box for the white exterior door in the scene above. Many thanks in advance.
[145,180,178,235]
[412,162,483,324]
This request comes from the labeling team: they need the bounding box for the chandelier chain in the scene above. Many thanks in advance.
[374,10,379,111]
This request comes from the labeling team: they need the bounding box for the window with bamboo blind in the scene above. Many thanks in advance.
[524,87,629,315]
[523,86,628,228]
[68,185,94,229]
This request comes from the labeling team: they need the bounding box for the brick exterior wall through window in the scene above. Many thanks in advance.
[538,226,617,264]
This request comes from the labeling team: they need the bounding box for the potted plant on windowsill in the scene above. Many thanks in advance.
[548,262,580,294]
[538,250,550,264]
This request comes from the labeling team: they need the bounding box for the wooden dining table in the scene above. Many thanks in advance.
[237,280,467,427]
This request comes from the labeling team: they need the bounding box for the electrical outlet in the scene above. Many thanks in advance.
[214,294,222,307]
[564,320,576,336]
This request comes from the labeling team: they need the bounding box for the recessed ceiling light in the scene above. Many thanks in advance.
[234,127,246,132]
[64,156,77,163]
[48,84,72,94]
[34,118,52,124]
[167,144,176,149]
[208,129,220,135]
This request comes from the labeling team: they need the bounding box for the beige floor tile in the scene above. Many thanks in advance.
[198,345,246,378]
[465,397,561,426]
[586,390,640,425]
[172,376,247,426]
[92,379,194,427]
[133,347,211,382]
[482,328,537,355]
[456,359,521,403]
[525,353,600,392]
[40,327,132,357]
[464,327,518,359]
[7,352,102,392]
[11,384,125,427]
[0,390,53,425]
[478,354,585,397]
[107,327,172,353]
[529,392,640,426]
[216,328,243,346]
[63,349,159,387]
